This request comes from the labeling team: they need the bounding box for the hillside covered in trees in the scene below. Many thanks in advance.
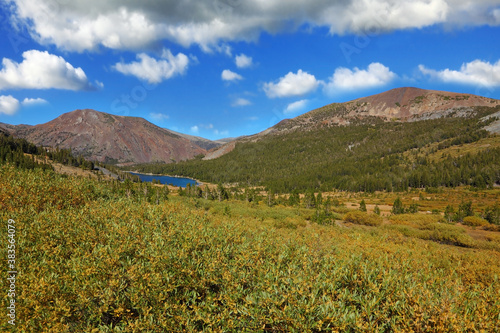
[0,131,94,171]
[132,106,500,193]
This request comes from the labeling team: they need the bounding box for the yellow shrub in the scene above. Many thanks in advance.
[389,214,443,228]
[462,216,489,227]
[344,211,383,226]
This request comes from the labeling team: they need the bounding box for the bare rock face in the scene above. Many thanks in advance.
[346,87,499,120]
[270,87,500,132]
[10,109,208,165]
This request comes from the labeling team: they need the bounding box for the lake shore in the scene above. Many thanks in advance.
[128,171,204,187]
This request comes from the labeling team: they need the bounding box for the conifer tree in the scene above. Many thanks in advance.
[359,199,367,212]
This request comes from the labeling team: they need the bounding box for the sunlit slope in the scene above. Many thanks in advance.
[1,165,499,331]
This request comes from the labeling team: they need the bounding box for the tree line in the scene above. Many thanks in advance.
[0,131,94,171]
[131,106,500,194]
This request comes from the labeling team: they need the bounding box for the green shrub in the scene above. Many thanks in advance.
[462,216,489,227]
[344,211,383,226]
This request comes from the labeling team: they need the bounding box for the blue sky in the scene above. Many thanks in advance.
[0,0,500,140]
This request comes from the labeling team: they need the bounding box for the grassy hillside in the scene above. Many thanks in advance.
[2,165,500,331]
[133,106,500,193]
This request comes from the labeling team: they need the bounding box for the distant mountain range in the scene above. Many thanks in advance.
[2,87,499,165]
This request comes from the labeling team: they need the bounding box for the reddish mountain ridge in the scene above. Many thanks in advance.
[8,109,208,165]
[204,87,500,159]
[275,87,500,131]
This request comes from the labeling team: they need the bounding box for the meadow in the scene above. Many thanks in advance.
[1,164,500,332]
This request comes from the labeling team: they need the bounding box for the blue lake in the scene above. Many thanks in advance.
[130,172,199,187]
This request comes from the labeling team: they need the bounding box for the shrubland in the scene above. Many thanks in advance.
[1,164,500,332]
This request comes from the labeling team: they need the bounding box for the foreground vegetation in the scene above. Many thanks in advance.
[2,165,500,331]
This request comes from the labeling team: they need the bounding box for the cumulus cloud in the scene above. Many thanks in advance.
[264,70,320,98]
[232,98,251,107]
[0,50,93,91]
[149,112,170,122]
[0,95,20,115]
[190,125,199,134]
[324,62,396,93]
[8,0,500,52]
[21,97,48,106]
[114,49,189,84]
[285,99,309,114]
[235,54,253,68]
[221,69,243,81]
[419,59,500,87]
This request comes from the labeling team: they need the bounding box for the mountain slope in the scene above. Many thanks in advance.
[8,109,209,165]
[204,87,500,160]
[139,87,500,192]
[267,87,499,133]
[165,130,227,151]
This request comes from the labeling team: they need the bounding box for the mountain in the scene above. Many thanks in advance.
[204,87,500,159]
[137,86,500,192]
[6,109,216,165]
[265,87,499,133]
[166,130,227,151]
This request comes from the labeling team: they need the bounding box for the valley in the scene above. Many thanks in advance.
[1,87,500,331]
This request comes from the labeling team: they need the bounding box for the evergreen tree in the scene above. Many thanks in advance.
[216,183,229,202]
[455,201,473,222]
[407,203,419,214]
[287,190,300,207]
[444,205,455,223]
[392,197,405,215]
[304,189,316,209]
[316,191,323,207]
[484,204,500,225]
[359,199,367,212]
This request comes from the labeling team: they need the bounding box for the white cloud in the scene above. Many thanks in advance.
[419,59,500,87]
[214,129,229,137]
[190,125,199,134]
[264,70,320,98]
[149,112,170,122]
[232,98,252,107]
[114,49,189,84]
[9,0,499,53]
[200,123,214,130]
[324,62,396,93]
[285,99,309,114]
[235,54,253,68]
[221,69,243,81]
[95,80,104,89]
[0,50,93,91]
[0,95,20,115]
[21,97,48,106]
